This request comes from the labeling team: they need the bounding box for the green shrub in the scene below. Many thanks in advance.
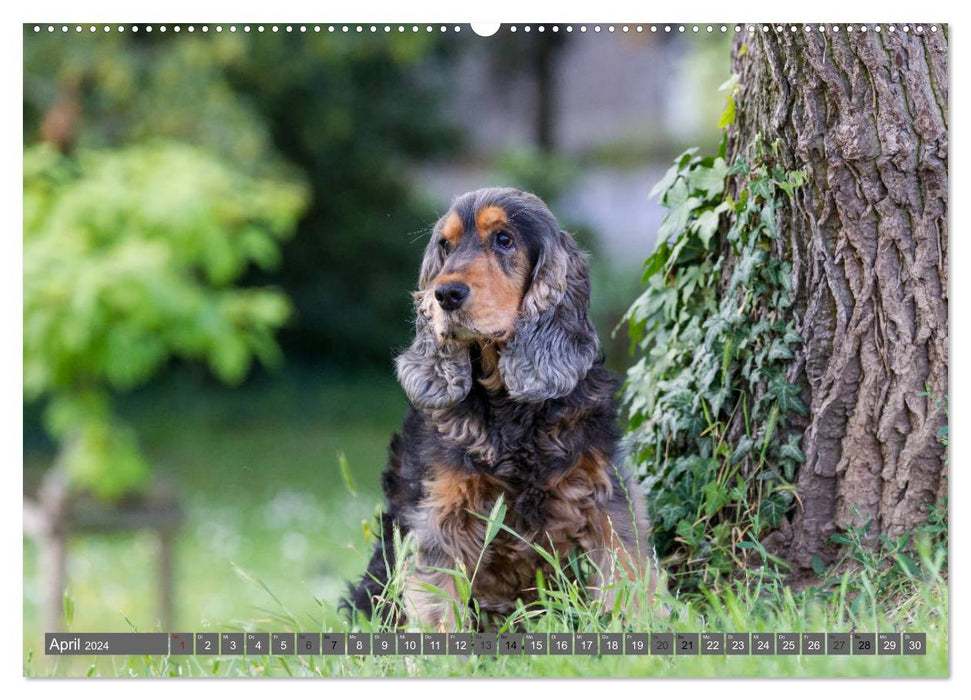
[24,29,460,367]
[622,135,807,590]
[23,142,307,499]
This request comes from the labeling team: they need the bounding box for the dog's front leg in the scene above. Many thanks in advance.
[588,530,650,612]
[401,549,466,631]
[586,486,661,612]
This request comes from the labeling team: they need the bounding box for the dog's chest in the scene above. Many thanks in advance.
[428,395,588,472]
[418,448,614,565]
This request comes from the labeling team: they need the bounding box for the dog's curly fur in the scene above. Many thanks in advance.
[342,188,658,629]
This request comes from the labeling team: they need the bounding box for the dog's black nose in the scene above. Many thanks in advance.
[435,282,470,311]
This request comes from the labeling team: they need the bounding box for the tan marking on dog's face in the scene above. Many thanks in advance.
[475,205,508,240]
[430,241,530,341]
[441,211,463,245]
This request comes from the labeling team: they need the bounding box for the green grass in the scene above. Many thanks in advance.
[23,368,405,676]
[23,369,948,677]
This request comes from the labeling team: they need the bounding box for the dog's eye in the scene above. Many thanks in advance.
[439,239,450,255]
[495,231,514,250]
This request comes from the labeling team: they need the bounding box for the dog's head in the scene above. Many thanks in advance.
[396,188,599,409]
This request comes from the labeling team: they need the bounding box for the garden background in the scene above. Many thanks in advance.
[23,24,946,677]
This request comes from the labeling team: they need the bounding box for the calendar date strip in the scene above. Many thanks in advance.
[45,631,927,656]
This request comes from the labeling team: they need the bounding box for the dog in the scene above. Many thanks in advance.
[342,187,658,629]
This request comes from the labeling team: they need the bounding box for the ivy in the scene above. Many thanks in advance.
[622,135,807,592]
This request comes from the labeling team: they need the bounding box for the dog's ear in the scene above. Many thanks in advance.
[500,228,599,402]
[394,225,473,409]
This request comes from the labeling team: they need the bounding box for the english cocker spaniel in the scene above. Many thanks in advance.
[343,187,658,629]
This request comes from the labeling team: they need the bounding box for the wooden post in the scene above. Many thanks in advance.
[40,531,66,633]
[24,469,181,634]
[158,526,175,631]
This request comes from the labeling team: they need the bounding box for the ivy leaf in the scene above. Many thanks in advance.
[767,374,808,416]
[689,212,717,249]
[650,148,701,202]
[776,178,796,198]
[779,435,806,465]
[709,387,730,416]
[777,170,808,197]
[649,162,681,201]
[702,480,731,517]
[693,201,732,248]
[790,394,809,416]
[783,327,803,346]
[665,234,691,273]
[717,94,736,129]
[657,500,688,530]
[761,201,778,239]
[676,518,704,547]
[718,73,739,92]
[731,435,755,464]
[750,176,772,201]
[730,248,766,289]
[779,435,806,481]
[729,158,750,176]
[641,242,669,282]
[767,338,795,361]
[687,157,728,199]
[657,178,702,245]
[760,493,790,529]
[677,147,701,168]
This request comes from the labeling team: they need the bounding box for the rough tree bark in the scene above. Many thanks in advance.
[727,25,948,575]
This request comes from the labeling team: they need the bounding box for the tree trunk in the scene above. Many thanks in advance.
[727,24,948,576]
[532,30,565,152]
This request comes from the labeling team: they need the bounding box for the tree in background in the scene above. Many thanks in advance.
[223,33,460,364]
[24,142,306,499]
[24,29,459,369]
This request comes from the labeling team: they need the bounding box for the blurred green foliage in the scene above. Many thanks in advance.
[23,142,307,499]
[24,28,459,367]
[23,27,462,496]
[224,33,460,364]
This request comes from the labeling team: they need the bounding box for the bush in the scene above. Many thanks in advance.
[621,137,807,590]
[24,29,460,368]
[23,142,307,499]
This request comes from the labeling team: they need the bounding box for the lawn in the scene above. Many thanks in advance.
[22,368,948,678]
[24,368,404,676]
